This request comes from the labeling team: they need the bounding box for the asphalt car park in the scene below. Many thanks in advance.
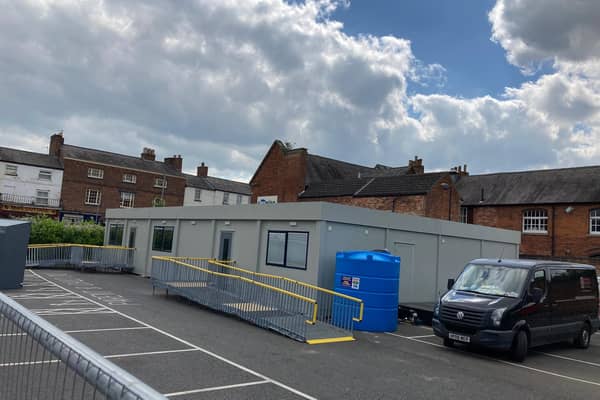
[2,269,599,400]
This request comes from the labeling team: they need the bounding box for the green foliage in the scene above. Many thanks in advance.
[28,217,104,245]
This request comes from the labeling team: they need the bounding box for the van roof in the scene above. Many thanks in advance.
[470,258,597,270]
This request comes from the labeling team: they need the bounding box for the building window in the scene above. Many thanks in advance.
[119,192,135,208]
[38,170,52,181]
[88,167,104,179]
[62,214,84,224]
[523,209,548,233]
[5,165,17,176]
[152,226,174,252]
[85,189,101,206]
[194,188,202,202]
[35,190,49,206]
[236,194,243,205]
[123,173,137,184]
[153,197,165,207]
[108,224,124,246]
[266,231,309,270]
[154,177,167,188]
[460,207,469,224]
[590,209,600,234]
[223,192,230,205]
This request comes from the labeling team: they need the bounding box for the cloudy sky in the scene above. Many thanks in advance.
[1,0,599,181]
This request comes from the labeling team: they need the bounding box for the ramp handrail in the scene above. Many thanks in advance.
[26,244,135,272]
[0,292,166,399]
[151,257,319,341]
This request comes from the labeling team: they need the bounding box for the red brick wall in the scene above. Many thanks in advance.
[250,144,307,203]
[425,175,461,221]
[61,159,185,218]
[471,204,600,266]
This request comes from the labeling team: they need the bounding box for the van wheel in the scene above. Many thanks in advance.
[574,323,591,349]
[443,337,454,347]
[510,330,528,362]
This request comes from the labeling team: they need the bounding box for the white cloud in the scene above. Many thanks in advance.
[0,0,599,180]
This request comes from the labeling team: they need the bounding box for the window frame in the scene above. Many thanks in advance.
[152,226,174,252]
[460,207,469,224]
[154,177,167,188]
[122,173,137,184]
[265,230,309,270]
[5,165,17,176]
[194,188,202,202]
[35,190,50,206]
[222,192,230,205]
[522,209,548,234]
[87,167,104,179]
[119,191,135,208]
[108,224,124,246]
[38,170,52,181]
[236,194,243,205]
[85,188,101,206]
[590,209,600,235]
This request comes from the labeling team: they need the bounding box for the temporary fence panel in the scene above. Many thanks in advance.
[0,292,166,400]
[26,244,135,272]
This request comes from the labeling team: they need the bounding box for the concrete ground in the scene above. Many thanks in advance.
[2,269,599,400]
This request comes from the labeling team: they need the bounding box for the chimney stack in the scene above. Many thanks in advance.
[197,162,208,177]
[49,131,64,157]
[141,148,156,161]
[164,154,183,172]
[407,156,424,175]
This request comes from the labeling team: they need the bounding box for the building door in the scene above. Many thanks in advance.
[219,232,233,261]
[128,227,137,248]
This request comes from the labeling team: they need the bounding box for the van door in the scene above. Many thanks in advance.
[549,268,579,341]
[527,268,552,346]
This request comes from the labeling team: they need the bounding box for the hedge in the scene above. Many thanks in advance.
[28,217,104,245]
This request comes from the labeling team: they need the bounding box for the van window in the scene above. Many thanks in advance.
[576,269,596,294]
[530,269,546,293]
[550,269,578,301]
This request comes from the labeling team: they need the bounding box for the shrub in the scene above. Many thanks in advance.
[28,217,104,245]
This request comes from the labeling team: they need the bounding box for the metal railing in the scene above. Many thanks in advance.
[0,292,166,399]
[154,257,363,342]
[27,244,135,272]
[0,193,61,208]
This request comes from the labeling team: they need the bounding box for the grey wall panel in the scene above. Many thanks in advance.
[482,241,518,259]
[437,237,482,299]
[177,221,215,260]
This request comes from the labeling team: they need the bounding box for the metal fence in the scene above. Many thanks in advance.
[0,193,61,208]
[0,292,166,400]
[154,257,363,342]
[27,244,135,272]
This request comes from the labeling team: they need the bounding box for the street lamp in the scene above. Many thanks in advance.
[440,182,451,221]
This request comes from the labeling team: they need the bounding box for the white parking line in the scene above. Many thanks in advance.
[0,360,60,368]
[64,326,151,334]
[405,334,436,339]
[535,351,600,368]
[385,332,600,388]
[105,348,200,359]
[29,270,318,400]
[164,380,271,397]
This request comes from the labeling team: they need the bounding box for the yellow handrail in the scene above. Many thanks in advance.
[28,244,135,250]
[152,257,319,325]
[171,257,364,322]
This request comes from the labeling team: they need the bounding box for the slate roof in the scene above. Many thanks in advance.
[185,174,251,195]
[300,172,448,198]
[456,166,600,206]
[62,145,183,177]
[0,147,62,169]
[305,154,408,184]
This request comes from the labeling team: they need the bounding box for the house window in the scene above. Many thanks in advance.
[154,177,167,188]
[85,189,101,206]
[236,194,243,205]
[223,192,230,205]
[194,188,202,202]
[123,173,137,184]
[460,207,469,224]
[35,190,49,206]
[119,192,135,208]
[108,224,124,246]
[523,209,548,233]
[152,226,174,252]
[5,165,17,176]
[590,209,600,234]
[38,170,52,181]
[88,167,104,179]
[266,231,309,270]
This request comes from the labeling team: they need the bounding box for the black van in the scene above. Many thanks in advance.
[432,259,600,361]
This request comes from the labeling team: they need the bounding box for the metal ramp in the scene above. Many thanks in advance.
[152,257,363,344]
[26,244,135,272]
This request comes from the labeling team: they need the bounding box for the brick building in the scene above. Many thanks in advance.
[250,140,461,220]
[456,166,600,266]
[49,133,186,222]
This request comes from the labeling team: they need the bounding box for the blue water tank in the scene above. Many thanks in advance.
[333,251,400,332]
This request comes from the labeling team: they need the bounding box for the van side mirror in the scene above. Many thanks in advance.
[447,278,455,290]
[530,287,543,303]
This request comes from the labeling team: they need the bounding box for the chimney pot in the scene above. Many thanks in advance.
[49,131,64,157]
[164,155,183,172]
[197,162,208,177]
[141,147,156,161]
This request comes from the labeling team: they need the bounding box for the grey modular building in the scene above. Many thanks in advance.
[104,202,520,306]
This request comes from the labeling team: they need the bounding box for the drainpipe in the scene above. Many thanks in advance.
[551,206,556,257]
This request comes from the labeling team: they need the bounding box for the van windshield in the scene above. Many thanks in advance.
[453,264,529,298]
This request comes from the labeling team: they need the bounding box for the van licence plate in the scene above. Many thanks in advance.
[449,332,471,343]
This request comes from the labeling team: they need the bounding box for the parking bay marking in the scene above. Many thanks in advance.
[29,270,319,400]
[385,332,600,388]
[164,380,271,398]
